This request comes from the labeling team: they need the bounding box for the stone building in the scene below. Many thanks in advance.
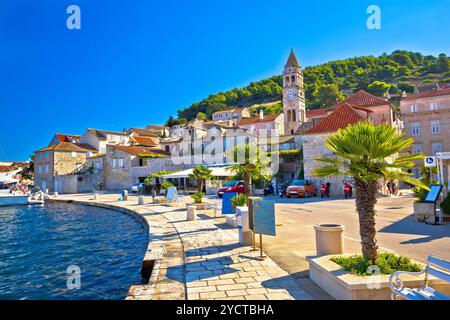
[79,128,130,154]
[34,141,97,192]
[212,108,250,122]
[238,110,284,136]
[104,145,179,190]
[400,88,450,178]
[302,103,372,195]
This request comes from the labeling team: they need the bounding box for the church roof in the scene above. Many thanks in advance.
[285,49,300,68]
[304,103,370,135]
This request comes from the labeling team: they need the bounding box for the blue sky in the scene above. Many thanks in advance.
[1,0,449,160]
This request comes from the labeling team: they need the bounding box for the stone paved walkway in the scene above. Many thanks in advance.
[52,194,312,300]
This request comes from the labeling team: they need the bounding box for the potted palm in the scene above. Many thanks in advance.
[312,122,426,262]
[190,192,206,210]
[308,122,429,299]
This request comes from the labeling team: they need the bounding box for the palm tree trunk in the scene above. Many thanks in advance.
[198,178,203,193]
[244,173,252,198]
[354,178,378,263]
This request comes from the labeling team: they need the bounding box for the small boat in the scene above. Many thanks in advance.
[27,198,45,205]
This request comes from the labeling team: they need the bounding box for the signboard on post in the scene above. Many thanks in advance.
[252,200,276,236]
[221,192,237,215]
[424,156,437,168]
[423,184,443,203]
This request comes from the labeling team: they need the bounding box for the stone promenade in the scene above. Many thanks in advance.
[52,193,312,300]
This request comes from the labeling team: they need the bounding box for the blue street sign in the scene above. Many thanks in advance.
[221,192,237,215]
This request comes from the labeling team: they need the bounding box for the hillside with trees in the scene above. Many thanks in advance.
[169,50,450,124]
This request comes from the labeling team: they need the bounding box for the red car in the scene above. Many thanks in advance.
[217,180,245,198]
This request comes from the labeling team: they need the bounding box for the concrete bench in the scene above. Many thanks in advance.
[389,256,450,300]
[225,215,238,227]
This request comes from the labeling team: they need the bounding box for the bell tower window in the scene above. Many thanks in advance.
[292,110,296,122]
[291,75,296,86]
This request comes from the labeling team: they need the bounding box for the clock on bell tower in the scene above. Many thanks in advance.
[282,49,306,135]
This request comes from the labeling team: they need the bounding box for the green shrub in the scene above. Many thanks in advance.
[191,192,204,204]
[441,192,450,215]
[231,194,248,208]
[161,181,174,191]
[331,253,422,276]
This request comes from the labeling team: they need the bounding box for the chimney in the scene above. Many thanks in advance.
[259,109,264,120]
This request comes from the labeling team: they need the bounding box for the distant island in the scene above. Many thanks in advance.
[167,50,450,125]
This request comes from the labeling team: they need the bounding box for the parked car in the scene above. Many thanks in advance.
[217,180,245,198]
[286,179,317,198]
[131,183,144,193]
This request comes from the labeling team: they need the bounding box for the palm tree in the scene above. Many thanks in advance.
[229,144,271,201]
[188,165,213,192]
[313,121,426,263]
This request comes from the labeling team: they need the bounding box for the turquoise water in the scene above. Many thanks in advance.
[0,202,148,300]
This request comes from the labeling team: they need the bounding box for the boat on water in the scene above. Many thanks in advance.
[0,191,45,206]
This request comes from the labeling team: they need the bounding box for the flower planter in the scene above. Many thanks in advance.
[413,202,436,223]
[308,254,450,300]
[193,202,207,210]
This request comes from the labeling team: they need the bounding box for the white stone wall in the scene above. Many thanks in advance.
[302,133,349,196]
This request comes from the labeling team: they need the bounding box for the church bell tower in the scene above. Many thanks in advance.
[282,49,306,135]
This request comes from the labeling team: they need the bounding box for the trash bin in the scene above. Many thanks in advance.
[187,206,197,221]
[313,224,345,256]
[138,196,145,205]
[122,190,128,201]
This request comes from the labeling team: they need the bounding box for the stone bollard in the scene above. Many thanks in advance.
[93,193,99,200]
[236,206,253,246]
[122,190,128,201]
[138,196,145,205]
[313,224,345,256]
[187,206,197,221]
[54,192,58,198]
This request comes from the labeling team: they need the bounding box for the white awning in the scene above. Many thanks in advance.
[162,166,234,179]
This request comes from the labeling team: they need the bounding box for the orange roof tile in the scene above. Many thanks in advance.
[55,133,81,142]
[238,114,281,126]
[343,90,389,107]
[304,103,370,135]
[129,128,159,137]
[212,108,244,115]
[306,108,332,118]
[111,145,169,157]
[130,136,159,147]
[36,142,97,153]
[402,87,450,101]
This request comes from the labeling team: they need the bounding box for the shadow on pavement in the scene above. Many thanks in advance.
[379,214,449,243]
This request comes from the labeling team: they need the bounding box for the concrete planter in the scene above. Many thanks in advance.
[193,202,207,210]
[187,206,197,221]
[308,254,450,300]
[413,202,436,223]
[313,224,345,256]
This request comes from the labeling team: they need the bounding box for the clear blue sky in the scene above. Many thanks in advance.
[1,0,449,160]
